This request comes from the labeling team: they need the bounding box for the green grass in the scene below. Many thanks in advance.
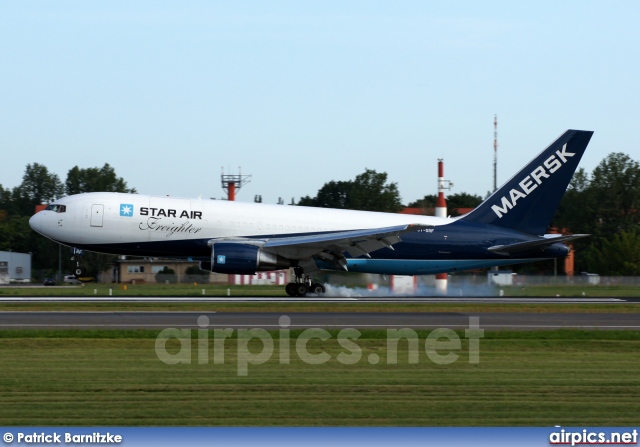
[1,329,639,426]
[0,283,285,297]
[504,284,640,297]
[0,301,639,313]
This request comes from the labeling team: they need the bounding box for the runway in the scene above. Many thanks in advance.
[0,296,635,304]
[1,310,639,330]
[1,295,638,330]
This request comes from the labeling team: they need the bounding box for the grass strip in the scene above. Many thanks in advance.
[0,329,638,426]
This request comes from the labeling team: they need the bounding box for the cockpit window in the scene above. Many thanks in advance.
[44,204,66,213]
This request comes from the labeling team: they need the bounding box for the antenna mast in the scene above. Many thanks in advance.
[493,114,498,192]
[221,167,251,201]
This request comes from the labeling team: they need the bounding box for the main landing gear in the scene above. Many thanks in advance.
[285,268,325,297]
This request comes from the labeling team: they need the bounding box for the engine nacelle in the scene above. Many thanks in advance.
[209,242,289,275]
[198,261,212,271]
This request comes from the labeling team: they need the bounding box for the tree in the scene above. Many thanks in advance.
[66,163,136,194]
[555,154,640,233]
[588,153,640,236]
[554,153,640,274]
[12,163,64,215]
[155,266,177,284]
[0,184,13,216]
[407,192,482,216]
[407,195,437,209]
[446,192,484,211]
[0,168,65,274]
[348,169,403,212]
[582,230,640,275]
[298,169,403,212]
[185,265,210,284]
[553,167,594,235]
[298,180,352,209]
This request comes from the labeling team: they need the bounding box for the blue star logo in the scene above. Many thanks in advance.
[217,255,226,265]
[120,204,134,217]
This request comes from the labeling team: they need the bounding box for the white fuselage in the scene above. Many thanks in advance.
[30,192,450,248]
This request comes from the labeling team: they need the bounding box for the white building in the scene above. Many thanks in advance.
[0,251,32,283]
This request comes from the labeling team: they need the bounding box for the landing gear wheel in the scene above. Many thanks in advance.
[294,283,309,297]
[285,267,318,297]
[285,283,298,297]
[75,267,83,277]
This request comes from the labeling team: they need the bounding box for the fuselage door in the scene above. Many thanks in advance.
[90,204,104,227]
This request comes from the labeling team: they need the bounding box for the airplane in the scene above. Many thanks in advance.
[29,129,593,296]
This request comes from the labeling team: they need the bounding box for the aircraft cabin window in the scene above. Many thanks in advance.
[44,204,67,213]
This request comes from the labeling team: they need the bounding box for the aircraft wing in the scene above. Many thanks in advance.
[488,234,590,256]
[263,223,432,261]
[209,223,432,272]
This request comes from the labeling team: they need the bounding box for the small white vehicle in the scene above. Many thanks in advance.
[63,275,82,285]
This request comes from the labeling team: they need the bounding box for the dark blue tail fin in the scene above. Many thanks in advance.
[462,129,593,235]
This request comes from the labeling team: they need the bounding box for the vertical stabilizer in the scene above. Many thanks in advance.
[462,130,593,235]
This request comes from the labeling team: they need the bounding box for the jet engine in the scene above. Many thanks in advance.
[203,242,290,275]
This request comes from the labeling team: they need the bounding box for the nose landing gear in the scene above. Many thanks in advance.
[71,247,84,278]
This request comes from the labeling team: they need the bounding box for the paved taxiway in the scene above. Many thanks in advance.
[0,295,639,329]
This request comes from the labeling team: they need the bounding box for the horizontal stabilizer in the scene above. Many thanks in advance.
[488,234,590,256]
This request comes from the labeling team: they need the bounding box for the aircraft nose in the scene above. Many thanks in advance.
[29,212,44,235]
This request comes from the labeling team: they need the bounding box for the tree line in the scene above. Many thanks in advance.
[553,153,640,275]
[1,153,639,278]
